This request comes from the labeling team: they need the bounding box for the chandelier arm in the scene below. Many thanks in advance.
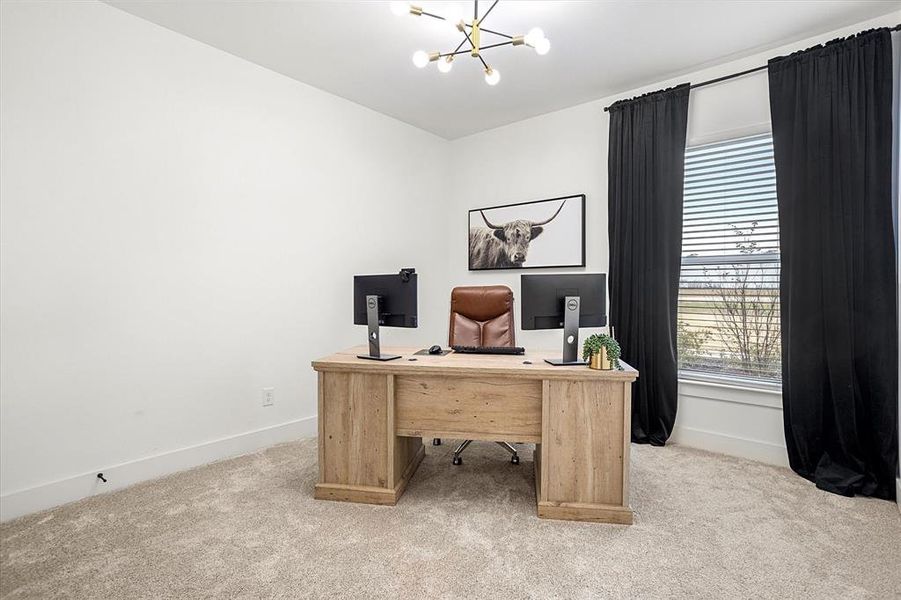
[419,11,447,21]
[444,38,468,57]
[418,14,512,40]
[459,27,490,69]
[466,25,512,39]
[477,40,513,51]
[439,40,511,58]
[459,28,477,52]
[439,48,473,58]
[414,3,510,38]
[477,0,499,25]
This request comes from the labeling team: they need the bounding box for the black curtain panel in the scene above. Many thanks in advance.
[608,84,690,446]
[768,29,898,500]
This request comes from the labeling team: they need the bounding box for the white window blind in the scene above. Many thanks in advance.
[678,133,781,384]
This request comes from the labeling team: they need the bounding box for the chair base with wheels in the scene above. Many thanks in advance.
[452,440,519,465]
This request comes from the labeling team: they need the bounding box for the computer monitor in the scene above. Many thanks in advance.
[521,273,607,366]
[353,269,418,361]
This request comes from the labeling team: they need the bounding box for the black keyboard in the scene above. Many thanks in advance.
[452,345,525,355]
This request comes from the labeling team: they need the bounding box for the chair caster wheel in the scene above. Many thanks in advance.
[511,455,520,465]
[452,456,462,466]
[433,438,442,446]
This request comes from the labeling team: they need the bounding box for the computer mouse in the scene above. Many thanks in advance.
[428,345,442,355]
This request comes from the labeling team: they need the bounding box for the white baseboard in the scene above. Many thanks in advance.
[0,416,317,523]
[670,425,789,468]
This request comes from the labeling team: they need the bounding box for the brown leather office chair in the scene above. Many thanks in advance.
[444,285,520,466]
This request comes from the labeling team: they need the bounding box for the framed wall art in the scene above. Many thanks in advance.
[468,194,585,271]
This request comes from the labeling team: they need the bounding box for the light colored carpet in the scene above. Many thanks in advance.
[1,439,899,599]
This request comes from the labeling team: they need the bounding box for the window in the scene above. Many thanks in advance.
[678,133,781,384]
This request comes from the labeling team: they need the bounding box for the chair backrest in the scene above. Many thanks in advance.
[448,285,516,347]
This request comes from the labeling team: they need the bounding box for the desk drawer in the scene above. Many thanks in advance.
[394,375,542,442]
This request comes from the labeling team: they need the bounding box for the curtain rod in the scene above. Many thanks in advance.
[603,23,901,112]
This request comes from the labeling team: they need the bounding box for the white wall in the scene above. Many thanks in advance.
[0,1,449,520]
[2,2,898,521]
[446,11,901,468]
[446,101,609,351]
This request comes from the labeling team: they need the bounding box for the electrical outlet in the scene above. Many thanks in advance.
[262,387,275,407]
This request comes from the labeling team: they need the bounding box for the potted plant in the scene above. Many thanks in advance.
[582,333,621,370]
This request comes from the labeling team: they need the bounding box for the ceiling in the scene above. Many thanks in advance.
[108,1,899,139]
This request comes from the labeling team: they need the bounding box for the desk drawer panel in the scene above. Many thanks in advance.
[394,376,542,442]
[542,380,625,506]
[319,372,389,488]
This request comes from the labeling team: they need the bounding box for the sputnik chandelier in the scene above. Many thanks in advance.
[390,0,550,86]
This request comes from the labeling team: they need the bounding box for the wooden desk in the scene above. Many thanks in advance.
[311,346,638,524]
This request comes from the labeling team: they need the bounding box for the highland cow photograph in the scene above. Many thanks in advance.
[468,194,585,270]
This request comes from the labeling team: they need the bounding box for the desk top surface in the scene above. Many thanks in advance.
[312,346,638,381]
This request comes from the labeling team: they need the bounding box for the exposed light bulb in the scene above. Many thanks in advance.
[534,37,551,55]
[484,67,501,86]
[412,50,430,68]
[389,2,408,16]
[437,56,454,73]
[524,27,545,47]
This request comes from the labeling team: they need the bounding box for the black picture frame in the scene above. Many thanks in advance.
[467,194,586,271]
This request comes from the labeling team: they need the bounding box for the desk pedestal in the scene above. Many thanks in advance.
[535,379,632,524]
[314,372,424,505]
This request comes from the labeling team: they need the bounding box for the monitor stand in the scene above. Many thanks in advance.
[357,294,401,361]
[545,295,587,366]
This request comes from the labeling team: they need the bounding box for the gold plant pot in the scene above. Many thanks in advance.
[589,347,612,370]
